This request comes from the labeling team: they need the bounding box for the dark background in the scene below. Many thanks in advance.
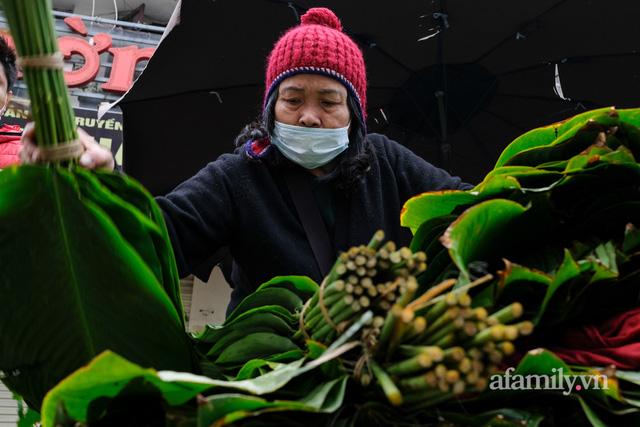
[118,0,640,194]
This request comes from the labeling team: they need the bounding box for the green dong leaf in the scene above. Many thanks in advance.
[0,167,193,409]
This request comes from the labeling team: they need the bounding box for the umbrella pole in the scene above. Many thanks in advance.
[435,90,450,171]
[434,0,451,171]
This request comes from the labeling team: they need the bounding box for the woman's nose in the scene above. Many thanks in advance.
[298,107,322,127]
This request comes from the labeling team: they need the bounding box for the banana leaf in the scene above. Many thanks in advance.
[499,242,623,325]
[438,408,545,427]
[212,332,300,366]
[533,250,581,324]
[257,275,319,300]
[40,351,210,427]
[415,247,455,289]
[195,276,314,348]
[499,261,553,289]
[618,109,640,127]
[563,145,615,173]
[494,261,551,315]
[226,287,304,323]
[195,305,297,358]
[72,168,185,322]
[197,377,347,427]
[502,110,640,170]
[494,125,559,169]
[231,349,312,381]
[0,166,193,409]
[503,119,618,168]
[617,123,640,159]
[401,190,478,233]
[410,214,456,255]
[577,397,608,427]
[484,166,563,189]
[401,175,522,233]
[513,350,640,425]
[616,370,640,386]
[440,199,529,281]
[494,107,623,168]
[41,340,359,427]
[622,224,640,254]
[198,311,295,349]
[538,159,570,171]
[236,359,282,381]
[91,170,184,319]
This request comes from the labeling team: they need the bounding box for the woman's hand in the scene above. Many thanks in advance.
[20,122,116,171]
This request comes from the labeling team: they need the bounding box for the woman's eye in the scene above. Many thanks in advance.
[322,101,338,107]
[284,98,301,105]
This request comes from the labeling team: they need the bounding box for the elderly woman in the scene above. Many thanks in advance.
[22,8,471,312]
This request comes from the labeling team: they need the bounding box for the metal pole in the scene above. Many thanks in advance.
[52,10,166,33]
[435,90,450,169]
[433,1,451,171]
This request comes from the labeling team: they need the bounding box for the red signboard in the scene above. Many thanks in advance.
[2,15,156,94]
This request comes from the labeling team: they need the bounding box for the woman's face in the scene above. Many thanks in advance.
[0,65,11,111]
[274,74,351,129]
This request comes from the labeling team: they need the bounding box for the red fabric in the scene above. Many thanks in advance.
[0,123,23,168]
[250,138,270,156]
[551,308,640,369]
[264,8,367,118]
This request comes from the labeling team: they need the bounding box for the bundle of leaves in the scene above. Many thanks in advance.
[399,106,640,424]
[402,107,640,329]
[0,0,194,411]
[0,167,195,410]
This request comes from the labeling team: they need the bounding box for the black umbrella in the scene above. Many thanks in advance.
[118,0,640,195]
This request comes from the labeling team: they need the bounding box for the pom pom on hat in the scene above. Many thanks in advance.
[300,7,343,31]
[264,7,367,120]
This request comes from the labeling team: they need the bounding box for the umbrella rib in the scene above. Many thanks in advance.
[265,0,305,21]
[479,108,527,133]
[267,0,416,73]
[447,103,492,157]
[471,0,571,65]
[367,44,415,74]
[123,83,263,105]
[495,96,597,123]
[459,77,498,129]
[498,51,640,77]
[373,99,439,142]
[496,93,595,106]
[397,86,441,137]
[462,124,492,157]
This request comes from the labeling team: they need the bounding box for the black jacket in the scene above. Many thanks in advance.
[157,133,472,312]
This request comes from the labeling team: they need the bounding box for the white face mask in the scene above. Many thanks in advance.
[270,120,350,169]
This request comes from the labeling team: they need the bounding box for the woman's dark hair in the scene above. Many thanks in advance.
[0,37,17,91]
[235,88,373,191]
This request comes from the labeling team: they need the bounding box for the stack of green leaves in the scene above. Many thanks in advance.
[0,167,194,409]
[0,0,194,410]
[402,107,640,325]
[400,107,640,424]
[194,276,317,376]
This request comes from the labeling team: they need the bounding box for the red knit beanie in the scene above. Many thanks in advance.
[264,8,367,120]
